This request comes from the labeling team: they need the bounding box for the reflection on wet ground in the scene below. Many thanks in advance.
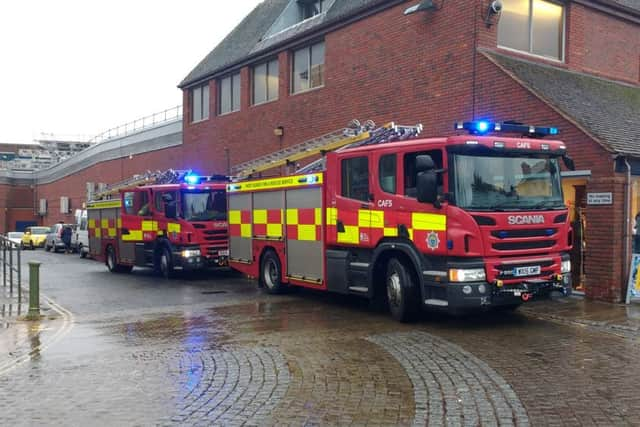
[2,250,640,425]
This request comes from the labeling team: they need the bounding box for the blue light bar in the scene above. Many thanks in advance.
[455,121,560,137]
[184,173,201,185]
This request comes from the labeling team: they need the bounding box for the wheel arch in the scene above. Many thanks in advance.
[369,240,425,301]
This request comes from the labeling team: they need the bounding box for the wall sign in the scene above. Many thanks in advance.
[587,192,613,205]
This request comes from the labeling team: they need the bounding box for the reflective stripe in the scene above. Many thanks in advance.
[229,210,241,225]
[358,210,385,228]
[101,219,109,229]
[141,221,157,231]
[337,225,359,244]
[384,227,398,237]
[412,212,446,231]
[241,224,251,238]
[108,228,116,237]
[267,223,282,237]
[314,208,322,225]
[88,219,96,228]
[117,218,122,228]
[122,230,143,241]
[326,208,337,226]
[297,224,317,241]
[95,228,101,238]
[87,200,121,209]
[168,223,181,233]
[253,209,267,224]
[286,209,298,225]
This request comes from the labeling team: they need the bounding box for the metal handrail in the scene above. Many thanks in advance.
[1,235,21,306]
[89,105,183,144]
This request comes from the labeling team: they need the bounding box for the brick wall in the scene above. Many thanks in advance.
[478,0,640,84]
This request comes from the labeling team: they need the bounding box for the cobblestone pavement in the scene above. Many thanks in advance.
[1,250,640,425]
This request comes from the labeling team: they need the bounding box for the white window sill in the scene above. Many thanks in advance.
[291,84,325,96]
[496,45,564,64]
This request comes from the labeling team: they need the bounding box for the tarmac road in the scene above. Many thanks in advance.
[0,249,639,426]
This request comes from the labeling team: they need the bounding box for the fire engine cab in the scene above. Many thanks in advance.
[228,121,574,321]
[87,170,229,277]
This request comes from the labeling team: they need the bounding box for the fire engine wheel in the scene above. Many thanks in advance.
[106,246,132,274]
[159,247,174,279]
[261,250,284,294]
[386,258,419,322]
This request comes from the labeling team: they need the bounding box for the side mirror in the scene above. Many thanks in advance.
[417,170,439,204]
[165,202,177,219]
[562,155,575,171]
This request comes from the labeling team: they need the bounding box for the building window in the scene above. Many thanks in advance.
[379,154,397,194]
[292,41,325,93]
[191,83,209,122]
[341,156,369,202]
[497,0,564,61]
[218,73,241,115]
[299,0,325,20]
[252,59,279,105]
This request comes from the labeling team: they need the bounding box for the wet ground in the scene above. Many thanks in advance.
[1,251,640,426]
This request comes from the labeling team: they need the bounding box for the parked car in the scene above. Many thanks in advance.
[45,223,75,253]
[21,226,50,249]
[6,232,24,246]
[71,209,89,258]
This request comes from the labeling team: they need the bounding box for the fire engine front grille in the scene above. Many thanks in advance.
[491,228,557,239]
[204,229,226,235]
[492,240,556,251]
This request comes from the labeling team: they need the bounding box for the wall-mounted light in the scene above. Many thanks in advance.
[404,0,441,15]
[274,126,284,137]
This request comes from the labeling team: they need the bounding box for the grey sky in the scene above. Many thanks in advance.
[0,0,261,144]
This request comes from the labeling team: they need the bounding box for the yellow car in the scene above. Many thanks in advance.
[21,226,50,249]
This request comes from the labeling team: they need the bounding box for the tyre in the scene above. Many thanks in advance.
[106,246,118,273]
[386,258,420,322]
[260,250,285,294]
[79,244,87,258]
[158,247,174,279]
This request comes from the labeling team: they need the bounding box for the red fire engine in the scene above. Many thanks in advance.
[228,120,574,321]
[87,170,229,277]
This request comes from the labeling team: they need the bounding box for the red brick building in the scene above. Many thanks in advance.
[178,0,640,301]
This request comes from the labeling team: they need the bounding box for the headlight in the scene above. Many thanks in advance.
[181,249,201,258]
[449,268,486,282]
[561,260,571,273]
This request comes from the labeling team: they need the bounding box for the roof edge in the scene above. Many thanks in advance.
[479,49,618,155]
[178,0,404,89]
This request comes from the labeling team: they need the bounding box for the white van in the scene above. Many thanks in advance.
[72,209,89,258]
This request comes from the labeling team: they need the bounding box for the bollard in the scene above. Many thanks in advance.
[26,261,41,320]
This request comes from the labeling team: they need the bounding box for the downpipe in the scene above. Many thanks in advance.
[624,157,632,304]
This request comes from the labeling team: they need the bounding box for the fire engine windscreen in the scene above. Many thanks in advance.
[453,155,564,210]
[181,190,227,221]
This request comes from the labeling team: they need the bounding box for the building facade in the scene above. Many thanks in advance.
[179,0,640,302]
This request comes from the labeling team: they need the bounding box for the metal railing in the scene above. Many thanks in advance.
[89,105,183,144]
[1,235,21,306]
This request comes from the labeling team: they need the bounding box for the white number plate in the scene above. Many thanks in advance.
[513,266,540,277]
[219,250,229,256]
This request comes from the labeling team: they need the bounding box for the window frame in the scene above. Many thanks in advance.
[497,0,566,63]
[291,41,325,94]
[190,83,210,123]
[300,0,325,20]
[218,72,241,116]
[252,58,279,106]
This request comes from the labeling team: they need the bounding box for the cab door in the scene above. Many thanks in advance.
[332,154,374,248]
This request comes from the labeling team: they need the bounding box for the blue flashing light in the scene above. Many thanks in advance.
[184,173,200,185]
[476,121,490,133]
[306,174,318,184]
[545,229,555,236]
[549,127,559,135]
[498,231,508,239]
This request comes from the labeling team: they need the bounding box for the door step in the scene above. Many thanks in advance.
[348,286,369,293]
[425,299,448,307]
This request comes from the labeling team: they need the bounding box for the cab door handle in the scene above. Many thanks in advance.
[122,228,130,235]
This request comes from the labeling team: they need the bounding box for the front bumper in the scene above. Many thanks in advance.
[423,273,571,310]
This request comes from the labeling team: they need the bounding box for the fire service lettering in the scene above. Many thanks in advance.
[508,215,545,225]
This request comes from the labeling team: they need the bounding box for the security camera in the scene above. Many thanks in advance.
[485,0,502,26]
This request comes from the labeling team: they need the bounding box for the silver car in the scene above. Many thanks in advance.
[45,223,75,253]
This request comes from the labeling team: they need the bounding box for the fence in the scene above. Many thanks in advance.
[89,105,183,144]
[1,235,21,307]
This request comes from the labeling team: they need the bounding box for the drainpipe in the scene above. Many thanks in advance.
[624,156,632,303]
